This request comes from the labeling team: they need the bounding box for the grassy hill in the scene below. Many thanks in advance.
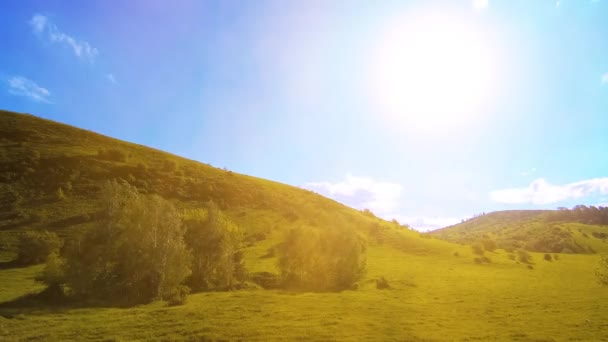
[430,210,608,254]
[1,109,608,341]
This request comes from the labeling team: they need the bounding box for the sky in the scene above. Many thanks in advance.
[1,0,608,230]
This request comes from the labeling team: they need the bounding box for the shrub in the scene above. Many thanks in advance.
[544,253,552,261]
[474,256,491,264]
[481,238,497,252]
[517,249,532,264]
[553,254,559,260]
[278,225,366,291]
[471,243,485,256]
[376,277,390,290]
[166,285,191,306]
[453,251,459,257]
[17,230,63,265]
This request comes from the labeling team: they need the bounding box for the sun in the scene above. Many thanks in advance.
[370,10,497,131]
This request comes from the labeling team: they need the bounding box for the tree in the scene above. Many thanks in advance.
[596,255,608,286]
[63,180,192,304]
[278,225,366,291]
[184,201,245,291]
[16,230,63,265]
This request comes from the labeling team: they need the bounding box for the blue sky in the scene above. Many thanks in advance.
[1,0,608,230]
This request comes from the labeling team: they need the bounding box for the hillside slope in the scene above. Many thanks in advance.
[431,210,608,254]
[0,109,449,261]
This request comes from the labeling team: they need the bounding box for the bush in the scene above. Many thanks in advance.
[517,249,532,264]
[278,225,366,291]
[376,277,390,290]
[17,230,63,265]
[166,285,191,306]
[473,256,491,264]
[544,253,552,261]
[471,243,485,256]
[481,238,497,252]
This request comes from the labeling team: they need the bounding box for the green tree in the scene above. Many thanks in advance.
[17,230,63,265]
[184,201,245,291]
[278,225,366,291]
[63,180,192,304]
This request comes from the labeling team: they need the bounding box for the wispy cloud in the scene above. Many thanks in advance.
[7,76,52,103]
[602,73,608,85]
[472,0,489,10]
[303,174,402,216]
[29,14,98,62]
[490,177,608,205]
[106,74,117,84]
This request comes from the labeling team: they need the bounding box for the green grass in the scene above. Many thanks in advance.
[1,245,607,341]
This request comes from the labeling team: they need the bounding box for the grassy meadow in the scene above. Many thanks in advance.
[1,242,608,341]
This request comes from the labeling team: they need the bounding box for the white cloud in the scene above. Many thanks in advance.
[7,76,52,103]
[303,174,402,216]
[472,0,489,10]
[29,14,98,62]
[602,73,608,85]
[490,177,608,205]
[106,74,117,84]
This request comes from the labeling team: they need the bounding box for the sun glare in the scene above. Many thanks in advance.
[370,10,497,131]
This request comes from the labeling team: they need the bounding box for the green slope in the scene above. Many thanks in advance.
[0,109,444,261]
[431,210,608,254]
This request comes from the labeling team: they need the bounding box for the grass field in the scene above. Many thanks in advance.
[1,242,607,341]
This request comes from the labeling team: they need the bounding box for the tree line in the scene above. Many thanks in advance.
[21,180,366,305]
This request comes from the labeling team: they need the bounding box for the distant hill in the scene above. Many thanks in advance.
[0,109,447,262]
[430,209,608,254]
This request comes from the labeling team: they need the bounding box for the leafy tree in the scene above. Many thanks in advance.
[17,230,63,265]
[184,201,245,291]
[278,225,366,291]
[63,180,192,304]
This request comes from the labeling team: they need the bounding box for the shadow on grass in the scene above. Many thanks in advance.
[0,259,21,270]
[0,286,147,317]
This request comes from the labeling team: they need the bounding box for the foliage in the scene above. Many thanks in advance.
[62,180,192,304]
[544,253,552,261]
[16,230,63,265]
[376,276,390,289]
[471,242,485,256]
[516,249,532,264]
[278,225,366,291]
[184,201,246,291]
